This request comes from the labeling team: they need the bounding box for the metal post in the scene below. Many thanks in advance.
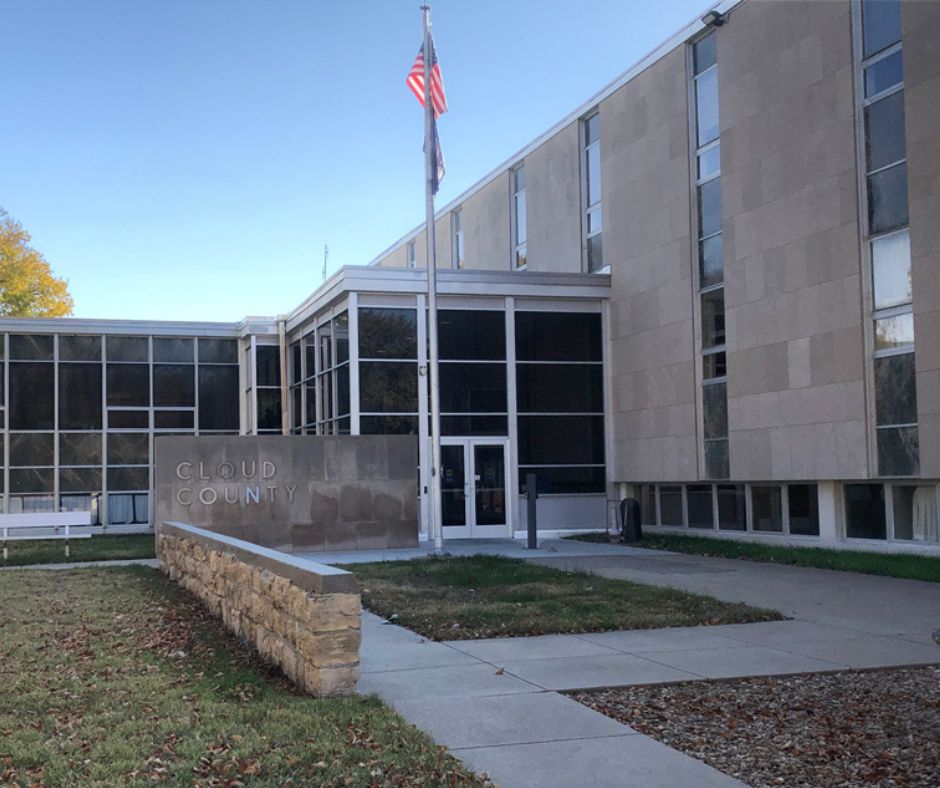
[422,4,444,552]
[526,472,538,549]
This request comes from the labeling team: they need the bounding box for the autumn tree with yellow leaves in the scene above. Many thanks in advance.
[0,208,73,317]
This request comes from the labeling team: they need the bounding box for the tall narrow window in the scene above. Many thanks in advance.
[858,0,916,476]
[692,31,728,479]
[452,208,464,269]
[582,113,603,272]
[406,240,416,269]
[512,165,527,269]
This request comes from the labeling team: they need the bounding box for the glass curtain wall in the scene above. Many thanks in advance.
[858,0,918,476]
[692,31,729,479]
[2,333,238,525]
[292,312,350,435]
[358,307,419,434]
[255,344,282,434]
[515,311,604,493]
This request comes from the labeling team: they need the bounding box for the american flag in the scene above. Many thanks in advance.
[407,37,448,118]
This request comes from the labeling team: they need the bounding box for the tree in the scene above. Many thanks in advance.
[0,208,73,317]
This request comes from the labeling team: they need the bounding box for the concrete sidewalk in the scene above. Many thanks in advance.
[357,611,745,788]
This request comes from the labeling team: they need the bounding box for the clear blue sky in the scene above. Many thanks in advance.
[3,0,711,322]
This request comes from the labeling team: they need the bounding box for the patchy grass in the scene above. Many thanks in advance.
[0,567,489,786]
[565,531,940,583]
[0,533,156,567]
[345,555,782,640]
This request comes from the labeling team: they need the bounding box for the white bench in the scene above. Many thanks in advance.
[0,512,93,560]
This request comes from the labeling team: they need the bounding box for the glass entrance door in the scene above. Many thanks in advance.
[441,438,510,538]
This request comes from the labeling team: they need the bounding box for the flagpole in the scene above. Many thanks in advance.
[422,4,444,552]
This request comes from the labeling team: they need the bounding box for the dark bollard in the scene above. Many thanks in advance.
[526,472,538,549]
[620,497,642,543]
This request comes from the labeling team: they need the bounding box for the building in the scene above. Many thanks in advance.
[2,0,938,552]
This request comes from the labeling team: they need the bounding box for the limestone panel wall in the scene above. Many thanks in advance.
[720,0,868,480]
[157,521,360,696]
[905,0,940,478]
[602,46,699,482]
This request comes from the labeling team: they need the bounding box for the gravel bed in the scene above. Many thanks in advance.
[572,666,940,787]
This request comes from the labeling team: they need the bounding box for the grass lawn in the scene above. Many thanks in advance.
[565,531,940,583]
[345,555,782,640]
[0,533,156,567]
[0,567,488,786]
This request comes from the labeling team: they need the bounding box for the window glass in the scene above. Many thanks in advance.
[877,425,920,476]
[892,485,938,542]
[865,92,906,172]
[60,433,102,466]
[693,32,717,74]
[360,415,420,435]
[518,415,604,465]
[359,308,418,359]
[701,290,726,348]
[154,410,194,430]
[107,433,149,466]
[687,484,714,528]
[199,364,239,430]
[845,483,886,539]
[516,364,603,413]
[441,415,508,436]
[106,364,149,406]
[874,313,914,352]
[638,484,658,525]
[440,363,507,413]
[10,334,53,361]
[290,341,302,382]
[515,312,602,361]
[587,232,604,273]
[872,230,912,309]
[58,363,103,429]
[862,0,902,58]
[10,433,54,466]
[198,338,238,364]
[359,362,418,413]
[517,466,604,495]
[10,468,54,493]
[874,353,917,425]
[334,313,349,364]
[868,162,909,234]
[153,364,195,407]
[106,336,148,362]
[153,338,194,363]
[107,467,149,492]
[698,178,722,238]
[256,390,282,431]
[336,364,350,416]
[10,362,54,429]
[255,345,280,387]
[439,310,505,360]
[705,439,730,479]
[586,140,601,207]
[717,484,746,530]
[751,485,783,532]
[59,335,102,361]
[697,144,720,180]
[700,235,724,289]
[108,492,149,524]
[788,484,820,536]
[703,382,728,440]
[695,67,719,146]
[703,351,727,380]
[108,410,149,429]
[865,50,903,97]
[659,485,683,526]
[59,467,102,493]
[584,113,600,146]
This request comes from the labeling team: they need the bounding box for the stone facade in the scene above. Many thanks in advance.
[154,435,419,552]
[157,521,361,696]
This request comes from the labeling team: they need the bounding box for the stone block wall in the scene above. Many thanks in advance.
[157,521,360,696]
